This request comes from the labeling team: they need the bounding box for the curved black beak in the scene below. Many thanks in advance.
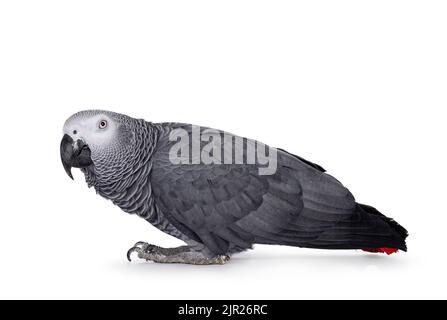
[60,134,93,180]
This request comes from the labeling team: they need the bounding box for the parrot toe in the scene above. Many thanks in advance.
[126,242,158,261]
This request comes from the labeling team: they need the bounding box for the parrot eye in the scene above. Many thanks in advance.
[99,120,108,129]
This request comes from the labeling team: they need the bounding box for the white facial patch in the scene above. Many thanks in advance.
[63,113,117,150]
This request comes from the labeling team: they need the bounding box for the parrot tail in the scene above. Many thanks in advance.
[357,203,409,254]
[270,203,409,253]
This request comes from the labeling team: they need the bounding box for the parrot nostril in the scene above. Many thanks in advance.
[73,130,77,135]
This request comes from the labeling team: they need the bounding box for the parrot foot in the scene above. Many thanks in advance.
[126,242,230,265]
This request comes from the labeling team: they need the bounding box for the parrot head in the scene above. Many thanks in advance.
[60,110,135,180]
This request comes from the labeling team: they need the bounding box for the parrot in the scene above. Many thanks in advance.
[60,110,408,265]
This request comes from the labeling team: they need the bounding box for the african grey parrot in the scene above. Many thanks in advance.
[60,110,408,265]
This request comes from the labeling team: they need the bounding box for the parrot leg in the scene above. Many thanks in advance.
[126,242,230,265]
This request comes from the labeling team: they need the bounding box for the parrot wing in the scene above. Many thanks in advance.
[148,124,389,255]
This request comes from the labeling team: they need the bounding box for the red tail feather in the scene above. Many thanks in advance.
[362,248,398,255]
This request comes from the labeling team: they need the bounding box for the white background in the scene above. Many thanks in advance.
[0,1,446,299]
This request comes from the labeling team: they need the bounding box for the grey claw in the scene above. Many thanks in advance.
[127,246,141,262]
